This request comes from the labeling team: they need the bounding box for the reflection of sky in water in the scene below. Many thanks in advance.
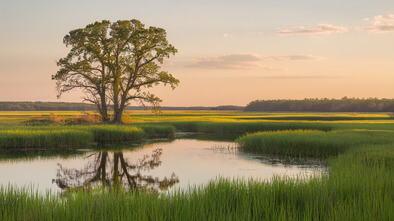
[0,139,326,195]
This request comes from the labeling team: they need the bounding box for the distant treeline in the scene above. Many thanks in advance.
[0,102,96,111]
[244,98,394,112]
[0,102,244,111]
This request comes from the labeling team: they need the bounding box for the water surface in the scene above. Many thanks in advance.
[0,139,326,194]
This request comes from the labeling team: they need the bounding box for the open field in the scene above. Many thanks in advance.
[0,110,393,220]
[0,111,392,149]
[0,110,393,123]
[0,110,393,149]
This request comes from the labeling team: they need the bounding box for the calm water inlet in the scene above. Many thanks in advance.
[0,139,326,194]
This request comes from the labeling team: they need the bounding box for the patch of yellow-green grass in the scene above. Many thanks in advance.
[1,110,393,124]
[123,110,394,124]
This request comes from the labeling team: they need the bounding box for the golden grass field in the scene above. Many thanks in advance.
[0,110,393,124]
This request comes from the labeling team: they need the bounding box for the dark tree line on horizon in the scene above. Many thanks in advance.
[0,102,96,111]
[244,98,394,112]
[0,102,244,111]
[1,98,393,112]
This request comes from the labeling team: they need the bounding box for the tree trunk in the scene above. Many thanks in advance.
[100,85,109,122]
[112,68,122,123]
[99,65,109,122]
[100,102,109,122]
[113,107,123,123]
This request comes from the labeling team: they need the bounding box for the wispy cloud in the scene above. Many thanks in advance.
[358,14,394,33]
[186,53,323,70]
[277,24,348,35]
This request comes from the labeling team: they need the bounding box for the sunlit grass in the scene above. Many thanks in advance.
[1,110,393,124]
[0,111,393,219]
[236,130,394,157]
[0,110,393,149]
[0,129,93,149]
[0,124,176,148]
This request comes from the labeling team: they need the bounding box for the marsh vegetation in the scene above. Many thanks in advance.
[0,111,393,220]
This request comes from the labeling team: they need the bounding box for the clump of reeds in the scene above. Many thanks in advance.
[90,124,176,145]
[0,129,93,149]
[0,124,176,149]
[236,130,394,157]
[91,125,147,145]
[138,124,176,138]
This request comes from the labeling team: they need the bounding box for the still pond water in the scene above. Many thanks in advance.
[0,138,326,194]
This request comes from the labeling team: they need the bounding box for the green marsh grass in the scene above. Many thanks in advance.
[167,121,334,134]
[0,124,176,149]
[138,124,176,138]
[91,125,146,145]
[236,130,394,157]
[89,124,175,145]
[236,116,393,121]
[0,129,93,149]
[0,111,393,219]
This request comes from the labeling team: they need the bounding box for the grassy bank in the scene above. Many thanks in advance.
[92,124,175,145]
[236,130,394,157]
[164,121,335,134]
[0,124,176,149]
[0,129,93,149]
[1,144,392,220]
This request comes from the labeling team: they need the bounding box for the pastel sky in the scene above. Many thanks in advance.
[0,0,393,106]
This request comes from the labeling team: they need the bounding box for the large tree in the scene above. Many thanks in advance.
[53,20,112,121]
[53,20,179,123]
[108,20,179,123]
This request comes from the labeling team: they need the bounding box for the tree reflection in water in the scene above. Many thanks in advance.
[52,148,179,193]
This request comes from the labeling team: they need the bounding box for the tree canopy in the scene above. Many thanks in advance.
[52,19,179,123]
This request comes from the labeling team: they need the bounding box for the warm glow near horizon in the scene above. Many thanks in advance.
[0,0,393,106]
